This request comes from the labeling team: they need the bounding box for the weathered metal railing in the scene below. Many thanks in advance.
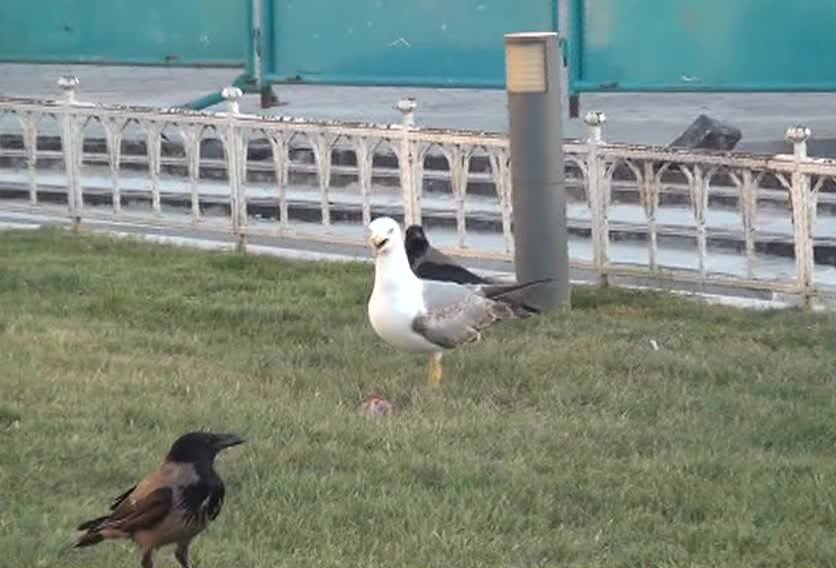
[1,77,835,307]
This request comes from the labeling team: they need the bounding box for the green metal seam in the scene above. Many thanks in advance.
[263,72,506,89]
[263,0,275,84]
[244,0,255,76]
[571,80,836,93]
[0,57,243,67]
[570,0,583,89]
[181,72,251,109]
[550,0,559,33]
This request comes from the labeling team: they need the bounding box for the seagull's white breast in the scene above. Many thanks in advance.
[368,255,441,354]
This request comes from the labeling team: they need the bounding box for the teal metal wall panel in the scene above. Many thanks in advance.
[6,0,835,94]
[572,0,836,92]
[260,0,558,87]
[0,0,244,66]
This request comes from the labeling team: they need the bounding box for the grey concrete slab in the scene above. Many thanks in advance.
[4,63,836,153]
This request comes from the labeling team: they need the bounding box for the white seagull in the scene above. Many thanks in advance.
[367,217,550,386]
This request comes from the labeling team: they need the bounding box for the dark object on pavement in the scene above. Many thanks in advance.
[670,114,742,151]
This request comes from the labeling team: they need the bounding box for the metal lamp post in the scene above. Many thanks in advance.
[505,32,570,309]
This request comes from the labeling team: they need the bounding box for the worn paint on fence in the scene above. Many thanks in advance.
[0,77,835,308]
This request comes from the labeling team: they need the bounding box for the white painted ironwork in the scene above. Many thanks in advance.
[583,111,608,285]
[1,78,835,307]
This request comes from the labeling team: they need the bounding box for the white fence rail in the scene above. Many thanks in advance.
[1,77,835,307]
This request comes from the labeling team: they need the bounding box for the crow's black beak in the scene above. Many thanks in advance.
[213,433,245,451]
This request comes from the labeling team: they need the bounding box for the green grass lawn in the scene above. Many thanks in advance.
[2,229,836,568]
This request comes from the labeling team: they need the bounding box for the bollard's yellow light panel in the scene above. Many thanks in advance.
[506,41,547,93]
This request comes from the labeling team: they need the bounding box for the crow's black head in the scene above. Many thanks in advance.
[166,431,245,464]
[404,225,429,263]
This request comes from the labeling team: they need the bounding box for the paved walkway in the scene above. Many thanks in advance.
[4,63,836,154]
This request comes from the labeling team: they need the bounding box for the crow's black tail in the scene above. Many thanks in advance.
[77,515,109,532]
[482,278,555,316]
[74,531,104,548]
[75,514,110,548]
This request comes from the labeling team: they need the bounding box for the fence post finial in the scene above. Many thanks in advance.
[786,125,814,308]
[396,98,417,128]
[222,86,244,115]
[786,125,811,159]
[57,75,82,230]
[58,75,80,104]
[584,111,607,144]
[395,98,419,224]
[583,110,609,286]
[221,86,246,250]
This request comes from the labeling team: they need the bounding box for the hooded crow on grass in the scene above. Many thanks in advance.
[75,431,244,568]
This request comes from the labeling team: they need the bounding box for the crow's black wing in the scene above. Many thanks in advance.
[415,262,487,285]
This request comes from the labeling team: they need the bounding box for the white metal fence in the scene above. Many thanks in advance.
[1,77,835,307]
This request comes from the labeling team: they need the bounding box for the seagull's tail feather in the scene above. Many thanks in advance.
[481,278,555,317]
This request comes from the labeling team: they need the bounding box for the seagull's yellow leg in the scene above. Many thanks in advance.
[428,353,444,387]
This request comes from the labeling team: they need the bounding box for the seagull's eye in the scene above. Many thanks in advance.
[387,228,394,235]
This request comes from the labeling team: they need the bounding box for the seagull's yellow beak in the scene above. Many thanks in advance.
[369,234,390,252]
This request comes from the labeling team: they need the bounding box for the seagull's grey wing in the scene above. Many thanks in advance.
[412,280,515,349]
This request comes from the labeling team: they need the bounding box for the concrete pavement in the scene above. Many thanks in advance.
[4,63,836,154]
